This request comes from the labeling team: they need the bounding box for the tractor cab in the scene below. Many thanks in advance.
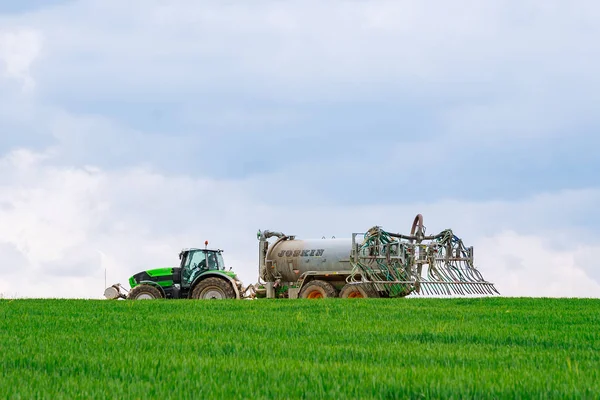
[178,248,226,286]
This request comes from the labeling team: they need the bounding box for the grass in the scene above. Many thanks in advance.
[1,297,599,399]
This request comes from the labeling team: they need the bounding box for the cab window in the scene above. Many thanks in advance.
[182,251,206,285]
[206,252,220,270]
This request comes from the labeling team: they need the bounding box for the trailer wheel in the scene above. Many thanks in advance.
[339,283,380,298]
[127,284,163,300]
[191,277,236,299]
[299,280,338,299]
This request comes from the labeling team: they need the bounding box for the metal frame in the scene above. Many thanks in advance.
[347,214,499,297]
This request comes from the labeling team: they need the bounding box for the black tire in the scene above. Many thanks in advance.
[299,280,338,299]
[339,283,380,298]
[127,284,163,300]
[191,277,236,299]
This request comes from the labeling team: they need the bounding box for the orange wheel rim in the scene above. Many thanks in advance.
[307,291,324,299]
[348,292,363,298]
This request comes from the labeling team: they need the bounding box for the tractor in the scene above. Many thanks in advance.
[104,244,243,300]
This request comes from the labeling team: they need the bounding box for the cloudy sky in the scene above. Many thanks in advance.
[1,0,598,299]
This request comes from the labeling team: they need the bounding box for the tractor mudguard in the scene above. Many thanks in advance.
[191,272,241,299]
[137,280,167,298]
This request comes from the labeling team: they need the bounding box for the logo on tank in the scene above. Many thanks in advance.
[278,249,325,257]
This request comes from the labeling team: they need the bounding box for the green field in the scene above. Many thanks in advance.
[1,298,598,399]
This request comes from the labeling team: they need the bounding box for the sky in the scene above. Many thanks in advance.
[0,0,599,299]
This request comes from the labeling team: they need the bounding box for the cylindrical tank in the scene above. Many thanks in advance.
[264,237,362,282]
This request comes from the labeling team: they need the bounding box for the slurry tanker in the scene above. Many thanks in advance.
[104,214,499,300]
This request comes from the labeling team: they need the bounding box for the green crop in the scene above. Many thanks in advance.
[1,298,598,399]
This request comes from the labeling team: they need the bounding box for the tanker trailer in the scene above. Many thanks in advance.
[255,214,499,299]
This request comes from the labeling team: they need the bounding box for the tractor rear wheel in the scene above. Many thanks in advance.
[191,277,236,299]
[127,284,163,300]
[339,283,380,298]
[299,280,338,299]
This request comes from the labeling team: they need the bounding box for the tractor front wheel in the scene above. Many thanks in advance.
[127,284,163,300]
[191,277,236,299]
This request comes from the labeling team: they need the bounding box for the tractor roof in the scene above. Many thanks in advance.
[180,247,223,253]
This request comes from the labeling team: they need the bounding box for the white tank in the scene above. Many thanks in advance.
[264,237,362,282]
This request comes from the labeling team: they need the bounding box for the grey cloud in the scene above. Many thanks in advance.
[0,201,14,211]
[502,254,525,271]
[1,1,599,207]
[1,1,594,100]
[41,246,102,278]
[0,242,28,275]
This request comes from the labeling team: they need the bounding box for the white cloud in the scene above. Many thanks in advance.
[477,231,600,298]
[6,0,598,100]
[0,28,42,91]
[0,146,598,299]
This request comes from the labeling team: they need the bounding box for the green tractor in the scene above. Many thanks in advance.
[104,246,243,300]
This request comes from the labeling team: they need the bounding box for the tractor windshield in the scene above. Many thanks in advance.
[181,250,225,271]
[181,250,225,286]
